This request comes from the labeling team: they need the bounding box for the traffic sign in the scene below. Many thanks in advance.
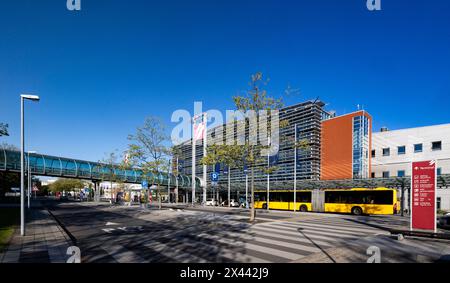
[211,172,219,182]
[142,180,148,188]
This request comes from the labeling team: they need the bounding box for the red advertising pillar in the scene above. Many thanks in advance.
[411,160,437,232]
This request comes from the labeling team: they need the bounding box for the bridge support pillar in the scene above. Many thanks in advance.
[93,181,100,203]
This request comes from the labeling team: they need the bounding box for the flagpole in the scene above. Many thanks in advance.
[245,173,248,209]
[267,136,270,211]
[294,124,297,212]
[168,159,171,204]
[203,113,208,206]
[192,117,196,206]
[228,167,231,208]
[176,157,179,204]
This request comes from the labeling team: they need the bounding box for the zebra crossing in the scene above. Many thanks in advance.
[99,212,388,263]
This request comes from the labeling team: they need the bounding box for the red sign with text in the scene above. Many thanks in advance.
[411,160,437,232]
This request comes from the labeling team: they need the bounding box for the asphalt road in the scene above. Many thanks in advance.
[47,201,450,263]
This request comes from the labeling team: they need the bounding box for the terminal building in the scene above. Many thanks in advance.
[174,100,450,211]
[321,110,372,180]
[372,123,450,211]
[176,100,331,184]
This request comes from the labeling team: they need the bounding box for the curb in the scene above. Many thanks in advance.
[46,209,78,246]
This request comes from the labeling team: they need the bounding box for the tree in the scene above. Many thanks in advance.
[0,123,8,137]
[1,143,18,151]
[100,150,126,203]
[127,116,170,210]
[202,144,246,207]
[49,179,86,193]
[234,72,288,221]
[0,172,20,199]
[201,72,290,222]
[170,146,183,204]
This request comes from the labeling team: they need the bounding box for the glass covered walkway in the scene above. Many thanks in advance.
[0,150,200,188]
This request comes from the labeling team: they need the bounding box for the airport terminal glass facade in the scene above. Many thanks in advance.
[175,100,331,191]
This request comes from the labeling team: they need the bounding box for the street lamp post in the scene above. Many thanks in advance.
[20,94,40,236]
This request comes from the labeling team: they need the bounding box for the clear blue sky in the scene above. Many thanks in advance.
[1,0,449,162]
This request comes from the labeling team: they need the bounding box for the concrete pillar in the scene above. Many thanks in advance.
[93,181,99,202]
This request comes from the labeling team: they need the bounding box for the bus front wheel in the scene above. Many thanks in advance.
[351,206,363,215]
[299,205,308,212]
[262,203,268,209]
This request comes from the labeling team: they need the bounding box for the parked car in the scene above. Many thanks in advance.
[221,199,240,207]
[438,214,450,229]
[205,199,218,206]
[231,199,240,207]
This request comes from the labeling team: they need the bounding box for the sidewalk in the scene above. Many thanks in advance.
[0,209,73,263]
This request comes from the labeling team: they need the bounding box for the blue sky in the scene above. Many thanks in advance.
[1,0,450,162]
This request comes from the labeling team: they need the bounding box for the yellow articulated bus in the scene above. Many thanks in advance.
[254,188,399,215]
[254,190,312,212]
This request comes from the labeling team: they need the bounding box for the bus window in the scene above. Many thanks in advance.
[370,191,393,205]
[281,192,294,202]
[269,192,278,202]
[325,190,394,205]
[296,192,312,203]
[255,192,266,202]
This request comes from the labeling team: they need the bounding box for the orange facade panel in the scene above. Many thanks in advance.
[321,111,372,180]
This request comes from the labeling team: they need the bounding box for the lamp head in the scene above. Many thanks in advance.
[21,94,40,101]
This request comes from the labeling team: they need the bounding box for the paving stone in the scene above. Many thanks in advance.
[0,209,72,263]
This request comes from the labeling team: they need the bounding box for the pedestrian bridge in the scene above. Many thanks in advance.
[0,149,200,189]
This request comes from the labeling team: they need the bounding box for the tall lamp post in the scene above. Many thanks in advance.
[20,94,40,236]
[27,151,37,209]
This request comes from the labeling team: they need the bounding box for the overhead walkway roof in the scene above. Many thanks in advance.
[218,175,450,191]
[0,150,200,189]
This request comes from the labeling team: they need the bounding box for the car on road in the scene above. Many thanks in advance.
[205,199,218,206]
[221,199,240,207]
[59,195,69,201]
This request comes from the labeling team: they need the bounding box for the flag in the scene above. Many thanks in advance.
[193,119,206,141]
[123,153,130,165]
[214,163,221,173]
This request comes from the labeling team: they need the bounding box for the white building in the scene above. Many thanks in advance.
[372,123,450,211]
[99,182,143,199]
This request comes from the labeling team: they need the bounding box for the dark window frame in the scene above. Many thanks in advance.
[397,146,406,155]
[432,141,442,151]
[414,143,423,153]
